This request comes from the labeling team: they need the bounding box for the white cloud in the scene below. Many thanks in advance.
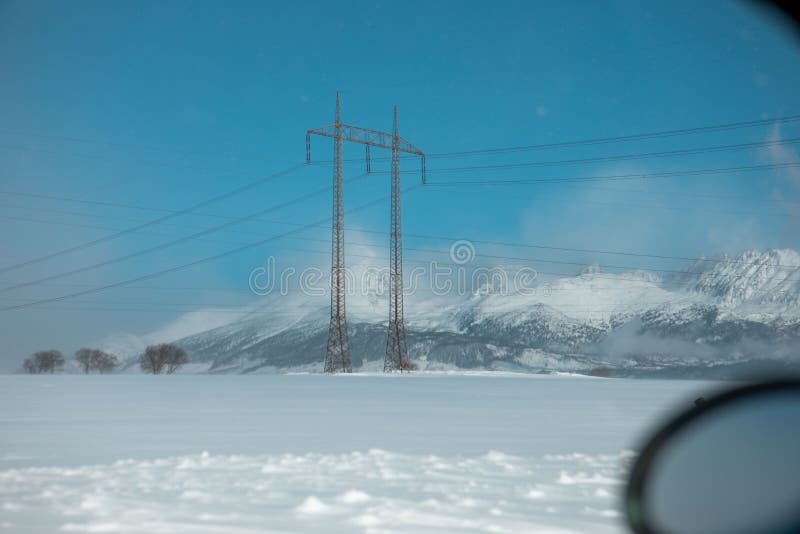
[759,123,800,237]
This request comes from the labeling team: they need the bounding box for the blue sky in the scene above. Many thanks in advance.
[1,0,799,368]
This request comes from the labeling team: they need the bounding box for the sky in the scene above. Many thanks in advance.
[1,0,800,370]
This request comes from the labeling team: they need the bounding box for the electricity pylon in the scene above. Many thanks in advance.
[384,106,409,372]
[306,94,424,373]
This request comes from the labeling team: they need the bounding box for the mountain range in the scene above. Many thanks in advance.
[103,248,800,379]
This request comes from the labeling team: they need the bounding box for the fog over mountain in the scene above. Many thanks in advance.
[99,249,800,379]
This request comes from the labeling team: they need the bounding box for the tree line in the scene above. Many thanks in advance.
[21,343,190,375]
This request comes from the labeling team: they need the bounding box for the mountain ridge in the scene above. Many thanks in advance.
[104,248,800,378]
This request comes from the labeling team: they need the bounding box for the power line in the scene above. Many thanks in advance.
[409,196,789,219]
[416,137,800,176]
[0,301,702,313]
[5,161,797,215]
[3,113,798,183]
[0,185,421,311]
[2,265,794,313]
[550,183,800,206]
[5,210,794,280]
[3,193,799,271]
[0,175,790,233]
[422,162,800,186]
[0,208,266,238]
[0,141,285,181]
[0,302,327,317]
[309,113,800,165]
[0,302,713,315]
[9,112,798,166]
[0,280,248,292]
[3,247,795,304]
[2,216,798,295]
[0,164,305,275]
[2,275,795,296]
[427,114,800,158]
[0,296,253,307]
[0,173,369,294]
[0,128,239,161]
[0,203,309,239]
[0,190,260,219]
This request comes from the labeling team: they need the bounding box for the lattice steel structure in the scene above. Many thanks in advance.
[320,92,351,373]
[384,106,410,371]
[307,94,424,373]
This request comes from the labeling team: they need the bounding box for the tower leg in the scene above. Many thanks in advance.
[325,92,352,373]
[385,106,410,372]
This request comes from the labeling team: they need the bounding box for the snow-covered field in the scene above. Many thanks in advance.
[0,374,714,533]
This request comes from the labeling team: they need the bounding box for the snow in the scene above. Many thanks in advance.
[0,450,633,533]
[675,248,800,314]
[0,374,713,533]
[468,269,687,324]
[90,248,800,375]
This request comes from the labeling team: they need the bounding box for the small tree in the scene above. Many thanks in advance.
[140,345,164,374]
[22,358,36,374]
[40,350,65,373]
[140,343,189,374]
[23,350,65,374]
[95,351,119,374]
[75,348,94,374]
[75,348,119,374]
[165,346,189,374]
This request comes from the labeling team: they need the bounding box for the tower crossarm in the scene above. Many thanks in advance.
[307,123,426,182]
[308,123,423,156]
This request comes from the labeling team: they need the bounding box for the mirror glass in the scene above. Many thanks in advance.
[641,389,800,534]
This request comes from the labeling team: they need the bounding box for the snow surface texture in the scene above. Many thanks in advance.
[0,450,632,534]
[96,249,800,377]
[0,374,711,533]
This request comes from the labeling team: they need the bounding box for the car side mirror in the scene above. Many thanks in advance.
[625,380,800,534]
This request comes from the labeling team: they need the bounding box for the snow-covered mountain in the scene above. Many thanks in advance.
[105,249,800,378]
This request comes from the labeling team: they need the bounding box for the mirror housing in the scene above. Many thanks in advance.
[625,380,800,534]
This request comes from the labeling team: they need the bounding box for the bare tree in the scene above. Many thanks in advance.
[140,343,189,374]
[140,345,164,374]
[39,350,65,373]
[75,348,119,374]
[23,350,65,374]
[95,351,119,374]
[22,358,36,374]
[75,348,94,374]
[165,346,189,374]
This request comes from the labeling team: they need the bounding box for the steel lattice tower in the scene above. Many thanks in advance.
[306,94,425,374]
[324,92,352,373]
[384,106,410,372]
